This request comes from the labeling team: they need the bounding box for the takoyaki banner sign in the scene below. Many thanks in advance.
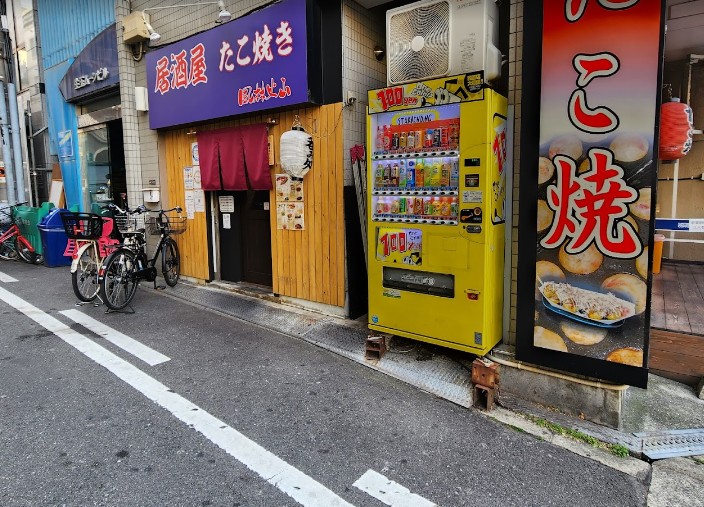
[516,0,665,388]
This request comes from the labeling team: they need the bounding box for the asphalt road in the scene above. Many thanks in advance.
[0,260,649,506]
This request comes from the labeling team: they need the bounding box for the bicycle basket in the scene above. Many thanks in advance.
[113,213,141,233]
[145,213,187,235]
[61,213,104,240]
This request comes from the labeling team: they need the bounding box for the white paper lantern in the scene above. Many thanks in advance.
[280,128,313,179]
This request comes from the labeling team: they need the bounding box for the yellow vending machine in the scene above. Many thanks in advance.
[367,73,507,355]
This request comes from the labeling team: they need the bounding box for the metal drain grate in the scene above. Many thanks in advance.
[634,428,704,460]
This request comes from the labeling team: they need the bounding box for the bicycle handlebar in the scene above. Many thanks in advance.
[106,203,147,215]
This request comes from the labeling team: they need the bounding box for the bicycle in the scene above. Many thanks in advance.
[61,210,121,302]
[0,202,43,264]
[98,205,185,311]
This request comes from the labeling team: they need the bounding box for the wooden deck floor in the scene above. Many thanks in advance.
[650,261,704,386]
[650,261,704,335]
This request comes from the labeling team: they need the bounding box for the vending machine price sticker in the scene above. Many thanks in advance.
[463,190,483,204]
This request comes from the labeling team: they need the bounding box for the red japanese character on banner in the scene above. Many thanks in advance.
[573,53,618,87]
[569,53,620,133]
[219,41,235,72]
[190,43,208,85]
[541,148,641,259]
[265,78,278,98]
[252,82,267,103]
[252,25,274,65]
[238,87,252,106]
[278,77,291,98]
[276,21,293,56]
[171,50,190,89]
[565,0,640,23]
[236,35,251,66]
[154,56,171,95]
[492,127,507,175]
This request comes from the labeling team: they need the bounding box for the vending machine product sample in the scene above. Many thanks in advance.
[367,73,508,355]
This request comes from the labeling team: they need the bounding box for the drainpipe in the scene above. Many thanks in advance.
[7,82,25,203]
[0,81,15,204]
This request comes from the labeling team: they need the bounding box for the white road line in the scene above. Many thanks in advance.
[59,309,170,366]
[0,271,18,282]
[0,286,354,507]
[353,469,437,507]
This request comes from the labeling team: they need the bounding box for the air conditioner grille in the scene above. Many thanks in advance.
[388,2,450,84]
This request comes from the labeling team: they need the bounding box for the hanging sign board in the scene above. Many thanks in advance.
[146,0,309,129]
[516,1,665,388]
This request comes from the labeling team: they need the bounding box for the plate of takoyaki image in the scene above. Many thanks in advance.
[539,280,636,328]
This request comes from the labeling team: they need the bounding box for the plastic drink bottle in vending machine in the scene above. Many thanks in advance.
[391,162,399,187]
[375,126,384,154]
[392,132,400,151]
[449,158,459,188]
[383,163,391,186]
[399,131,407,151]
[425,129,434,149]
[399,160,407,188]
[406,160,416,188]
[415,130,423,151]
[415,159,425,187]
[383,126,392,153]
[440,160,450,187]
[374,163,384,187]
[406,130,415,152]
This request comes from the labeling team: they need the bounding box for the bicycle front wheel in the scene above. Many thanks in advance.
[162,238,180,287]
[15,237,37,264]
[72,243,100,302]
[99,248,138,311]
[0,238,18,260]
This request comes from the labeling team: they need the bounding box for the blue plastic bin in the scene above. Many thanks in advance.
[38,208,72,267]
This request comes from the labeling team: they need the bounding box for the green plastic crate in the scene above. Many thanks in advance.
[14,202,54,255]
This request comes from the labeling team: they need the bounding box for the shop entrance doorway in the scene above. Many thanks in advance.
[217,190,272,287]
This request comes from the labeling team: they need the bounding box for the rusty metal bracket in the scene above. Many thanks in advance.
[471,358,499,411]
[365,334,388,360]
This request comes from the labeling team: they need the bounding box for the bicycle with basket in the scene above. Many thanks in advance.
[61,210,121,302]
[98,205,185,311]
[0,202,43,264]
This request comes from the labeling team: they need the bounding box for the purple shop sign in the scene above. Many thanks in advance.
[146,0,308,129]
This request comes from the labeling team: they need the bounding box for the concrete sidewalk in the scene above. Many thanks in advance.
[160,279,704,506]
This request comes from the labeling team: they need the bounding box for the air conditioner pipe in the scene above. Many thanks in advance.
[0,81,16,204]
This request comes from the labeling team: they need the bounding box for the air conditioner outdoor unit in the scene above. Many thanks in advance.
[386,0,501,86]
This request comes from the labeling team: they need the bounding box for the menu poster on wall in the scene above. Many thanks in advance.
[184,190,195,219]
[516,1,665,388]
[276,202,304,230]
[275,174,304,202]
[184,166,194,190]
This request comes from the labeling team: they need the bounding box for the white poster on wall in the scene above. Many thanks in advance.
[185,190,195,219]
[192,166,202,190]
[184,166,194,190]
[219,195,235,213]
[194,190,205,213]
[191,142,199,166]
[222,213,231,229]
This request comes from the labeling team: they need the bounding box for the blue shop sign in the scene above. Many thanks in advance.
[59,24,120,102]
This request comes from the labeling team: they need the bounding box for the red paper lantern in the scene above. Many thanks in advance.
[659,98,693,161]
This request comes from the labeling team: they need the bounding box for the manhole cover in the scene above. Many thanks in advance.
[634,428,704,460]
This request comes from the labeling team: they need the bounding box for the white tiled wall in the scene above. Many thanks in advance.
[342,0,387,187]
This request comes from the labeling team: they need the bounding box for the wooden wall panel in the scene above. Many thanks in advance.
[163,130,210,281]
[160,103,346,308]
